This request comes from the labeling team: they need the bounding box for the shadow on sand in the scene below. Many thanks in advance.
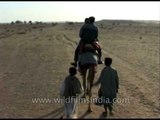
[38,107,63,119]
[78,110,92,119]
[98,112,107,119]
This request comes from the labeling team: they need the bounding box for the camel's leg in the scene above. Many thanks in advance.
[82,69,87,98]
[86,75,90,95]
[87,66,95,112]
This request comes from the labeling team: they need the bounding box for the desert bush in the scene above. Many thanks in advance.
[52,22,58,26]
[15,20,23,24]
[29,21,32,24]
[35,21,43,24]
[139,36,142,40]
[67,22,74,25]
[11,21,14,25]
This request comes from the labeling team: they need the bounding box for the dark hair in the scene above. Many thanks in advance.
[69,67,77,75]
[85,18,89,23]
[89,16,95,23]
[105,57,112,66]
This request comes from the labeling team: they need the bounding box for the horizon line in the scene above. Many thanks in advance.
[0,19,159,24]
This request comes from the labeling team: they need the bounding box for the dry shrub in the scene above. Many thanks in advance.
[139,36,142,40]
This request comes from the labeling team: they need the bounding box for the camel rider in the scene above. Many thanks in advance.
[71,16,103,67]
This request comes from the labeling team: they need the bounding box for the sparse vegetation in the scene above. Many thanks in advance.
[52,22,58,26]
[139,36,142,39]
[15,20,23,24]
[67,21,74,25]
[11,21,14,25]
[29,20,32,24]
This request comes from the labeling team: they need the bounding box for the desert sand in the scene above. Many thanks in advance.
[0,20,159,118]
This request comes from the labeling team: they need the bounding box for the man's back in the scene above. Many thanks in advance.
[99,66,119,98]
[71,16,102,67]
[79,23,98,43]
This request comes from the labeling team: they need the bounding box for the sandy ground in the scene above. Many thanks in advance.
[0,21,159,118]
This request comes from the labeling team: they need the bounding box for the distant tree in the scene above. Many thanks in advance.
[35,21,43,24]
[67,22,74,25]
[24,21,27,24]
[11,21,14,25]
[35,21,39,24]
[15,20,23,24]
[52,22,58,26]
[29,21,32,24]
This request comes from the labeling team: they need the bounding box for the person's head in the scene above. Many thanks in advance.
[69,67,77,76]
[84,18,90,24]
[89,16,95,23]
[105,57,112,66]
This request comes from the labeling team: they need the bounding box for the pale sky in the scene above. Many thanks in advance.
[0,1,160,23]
